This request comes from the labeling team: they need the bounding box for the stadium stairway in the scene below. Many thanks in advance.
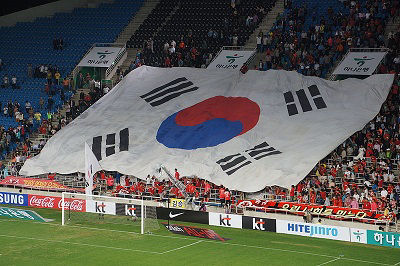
[111,0,179,85]
[244,0,285,69]
[385,16,400,42]
[115,0,161,44]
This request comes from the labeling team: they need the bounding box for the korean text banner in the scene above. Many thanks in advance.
[0,176,84,193]
[367,230,400,248]
[20,66,393,191]
[332,52,386,76]
[237,200,392,223]
[207,50,255,70]
[77,47,123,67]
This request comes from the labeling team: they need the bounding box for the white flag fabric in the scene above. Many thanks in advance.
[20,66,393,192]
[85,142,102,195]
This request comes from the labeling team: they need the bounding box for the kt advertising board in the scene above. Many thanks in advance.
[86,200,116,215]
[242,216,276,232]
[116,203,141,217]
[0,191,28,206]
[209,212,242,229]
[276,220,351,241]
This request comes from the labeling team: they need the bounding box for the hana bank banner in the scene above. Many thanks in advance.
[0,176,84,193]
[332,52,386,76]
[237,200,392,223]
[77,46,123,67]
[28,195,86,212]
[207,50,255,70]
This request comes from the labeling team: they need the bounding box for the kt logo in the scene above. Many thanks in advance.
[219,214,232,226]
[125,205,137,217]
[252,218,265,230]
[95,202,106,213]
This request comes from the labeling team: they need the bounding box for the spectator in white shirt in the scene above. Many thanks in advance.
[380,188,388,199]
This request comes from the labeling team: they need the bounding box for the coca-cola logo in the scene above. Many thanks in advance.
[29,196,55,208]
[28,195,85,212]
[58,199,84,211]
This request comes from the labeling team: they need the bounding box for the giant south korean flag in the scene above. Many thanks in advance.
[20,67,393,191]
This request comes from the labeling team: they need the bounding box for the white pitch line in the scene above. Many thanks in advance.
[0,234,161,255]
[394,261,400,266]
[316,257,341,266]
[160,240,203,254]
[0,219,393,265]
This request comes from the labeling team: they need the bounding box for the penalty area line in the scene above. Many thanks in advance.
[160,240,203,254]
[0,234,161,255]
[316,257,341,266]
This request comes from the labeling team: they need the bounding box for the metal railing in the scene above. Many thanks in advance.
[105,43,127,79]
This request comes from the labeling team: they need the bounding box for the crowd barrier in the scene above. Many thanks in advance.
[1,191,398,248]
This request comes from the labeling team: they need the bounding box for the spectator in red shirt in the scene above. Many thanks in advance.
[224,189,231,211]
[219,186,225,207]
[290,185,295,201]
[48,173,56,181]
[106,176,114,191]
[174,168,180,180]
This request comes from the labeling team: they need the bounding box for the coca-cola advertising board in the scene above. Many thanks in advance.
[28,195,86,212]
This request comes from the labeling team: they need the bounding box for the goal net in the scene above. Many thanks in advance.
[61,192,159,234]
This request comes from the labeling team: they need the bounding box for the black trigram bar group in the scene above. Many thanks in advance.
[284,85,327,116]
[92,128,129,161]
[140,77,199,107]
[244,141,282,160]
[216,142,281,175]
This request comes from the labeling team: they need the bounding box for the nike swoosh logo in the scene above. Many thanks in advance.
[169,212,184,219]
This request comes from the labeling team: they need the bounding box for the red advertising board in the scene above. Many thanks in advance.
[28,195,86,212]
[0,176,84,193]
[237,200,393,223]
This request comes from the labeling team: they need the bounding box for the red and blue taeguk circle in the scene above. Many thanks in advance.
[156,96,260,150]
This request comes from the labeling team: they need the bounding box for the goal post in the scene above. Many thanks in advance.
[61,192,159,234]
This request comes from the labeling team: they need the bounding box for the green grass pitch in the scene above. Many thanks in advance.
[0,206,399,266]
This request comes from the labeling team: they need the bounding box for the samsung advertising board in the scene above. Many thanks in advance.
[0,192,28,206]
[276,220,351,242]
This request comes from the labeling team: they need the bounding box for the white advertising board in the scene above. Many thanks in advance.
[209,212,242,229]
[207,50,255,70]
[276,220,351,242]
[350,228,367,244]
[78,47,123,67]
[332,52,386,75]
[86,200,116,215]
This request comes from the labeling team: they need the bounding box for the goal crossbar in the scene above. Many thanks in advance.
[61,192,159,234]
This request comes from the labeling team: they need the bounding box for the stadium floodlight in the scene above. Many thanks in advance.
[61,192,159,234]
